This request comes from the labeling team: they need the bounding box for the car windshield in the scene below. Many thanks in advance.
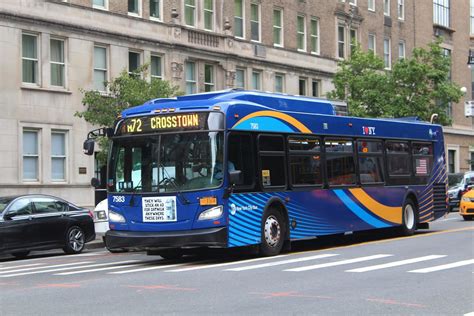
[109,132,224,193]
[0,197,14,213]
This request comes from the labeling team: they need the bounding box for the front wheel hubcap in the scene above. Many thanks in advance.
[264,215,281,247]
[69,229,84,251]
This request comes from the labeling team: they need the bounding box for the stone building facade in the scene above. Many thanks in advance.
[0,0,472,207]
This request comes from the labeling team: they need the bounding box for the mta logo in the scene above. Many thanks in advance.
[362,126,376,135]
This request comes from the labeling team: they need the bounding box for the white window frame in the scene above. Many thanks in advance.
[273,8,283,47]
[337,25,346,59]
[384,0,390,16]
[310,17,320,55]
[128,50,142,75]
[312,79,320,97]
[184,0,197,27]
[250,2,261,42]
[349,0,357,5]
[150,54,163,80]
[251,70,262,90]
[447,145,460,173]
[50,38,66,88]
[149,0,162,21]
[128,0,142,17]
[349,28,357,56]
[398,40,406,60]
[93,0,108,10]
[368,33,376,54]
[274,73,284,93]
[51,130,68,182]
[368,0,375,11]
[203,0,215,31]
[22,129,41,182]
[471,0,474,36]
[433,0,450,28]
[234,0,245,39]
[22,32,40,86]
[384,37,391,69]
[397,0,405,20]
[298,77,307,96]
[93,45,108,92]
[204,64,215,92]
[235,68,246,89]
[185,61,197,94]
[297,15,306,52]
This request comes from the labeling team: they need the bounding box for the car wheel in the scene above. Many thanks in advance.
[399,199,417,236]
[12,251,30,259]
[148,248,184,260]
[462,215,474,221]
[259,207,286,257]
[63,226,85,254]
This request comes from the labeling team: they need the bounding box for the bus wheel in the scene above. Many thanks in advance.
[260,208,286,257]
[399,199,417,236]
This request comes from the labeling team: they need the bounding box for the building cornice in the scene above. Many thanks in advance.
[443,126,474,137]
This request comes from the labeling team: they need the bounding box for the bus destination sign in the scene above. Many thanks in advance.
[119,112,213,135]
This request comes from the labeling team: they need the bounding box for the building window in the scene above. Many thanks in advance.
[447,149,456,173]
[23,130,39,181]
[22,33,39,84]
[337,25,345,59]
[204,64,214,92]
[470,151,474,171]
[275,73,284,93]
[235,68,245,88]
[310,18,319,54]
[368,0,375,11]
[368,33,376,54]
[297,15,306,51]
[150,55,162,80]
[398,40,406,59]
[128,51,141,76]
[150,0,161,20]
[128,0,141,16]
[443,48,452,80]
[384,0,390,16]
[51,132,66,181]
[384,38,391,69]
[312,80,320,97]
[433,0,450,27]
[250,3,260,42]
[273,8,283,46]
[251,70,261,90]
[349,29,357,55]
[185,62,196,94]
[398,0,405,20]
[299,78,307,96]
[93,46,107,91]
[471,0,474,35]
[50,39,65,87]
[204,0,214,30]
[349,0,357,5]
[234,0,244,38]
[184,0,196,27]
[93,0,107,9]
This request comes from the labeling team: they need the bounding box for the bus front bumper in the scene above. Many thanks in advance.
[105,227,228,251]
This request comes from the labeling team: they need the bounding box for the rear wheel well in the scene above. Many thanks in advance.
[405,193,419,217]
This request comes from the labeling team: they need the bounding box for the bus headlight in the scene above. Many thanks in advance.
[109,210,126,223]
[198,206,223,221]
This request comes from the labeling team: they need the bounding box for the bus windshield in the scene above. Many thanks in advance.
[109,132,224,193]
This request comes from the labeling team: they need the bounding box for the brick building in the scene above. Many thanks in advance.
[0,0,472,207]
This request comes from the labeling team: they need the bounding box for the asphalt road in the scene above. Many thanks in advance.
[0,212,472,315]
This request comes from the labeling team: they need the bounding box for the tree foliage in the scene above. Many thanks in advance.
[327,39,463,125]
[76,64,181,163]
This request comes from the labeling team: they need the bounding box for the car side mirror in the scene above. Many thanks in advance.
[3,212,15,220]
[229,170,243,186]
[83,139,95,156]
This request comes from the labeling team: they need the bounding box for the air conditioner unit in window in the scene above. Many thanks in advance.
[465,101,474,117]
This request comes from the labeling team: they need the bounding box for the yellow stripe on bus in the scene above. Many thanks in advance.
[349,188,402,224]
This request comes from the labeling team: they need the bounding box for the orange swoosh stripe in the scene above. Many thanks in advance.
[234,111,311,133]
[349,188,402,224]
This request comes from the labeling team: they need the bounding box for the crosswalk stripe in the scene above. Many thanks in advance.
[225,254,338,272]
[0,263,43,270]
[346,255,446,273]
[0,261,94,275]
[110,263,189,274]
[285,254,392,272]
[55,263,144,275]
[0,260,136,278]
[408,259,474,273]
[166,255,289,272]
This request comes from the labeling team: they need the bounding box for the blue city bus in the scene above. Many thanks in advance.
[84,90,448,258]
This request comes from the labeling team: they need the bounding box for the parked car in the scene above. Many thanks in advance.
[447,171,474,211]
[0,194,95,258]
[93,199,109,237]
[459,187,474,221]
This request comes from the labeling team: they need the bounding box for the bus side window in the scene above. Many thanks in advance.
[228,133,255,190]
[258,135,286,189]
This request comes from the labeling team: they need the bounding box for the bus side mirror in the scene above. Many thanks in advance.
[91,177,100,188]
[83,139,95,155]
[229,170,243,186]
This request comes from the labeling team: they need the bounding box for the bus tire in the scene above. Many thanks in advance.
[399,199,417,236]
[259,207,286,257]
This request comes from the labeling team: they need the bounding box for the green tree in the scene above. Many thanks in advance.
[76,64,181,163]
[327,39,463,125]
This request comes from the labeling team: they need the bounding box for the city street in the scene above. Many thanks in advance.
[0,212,472,315]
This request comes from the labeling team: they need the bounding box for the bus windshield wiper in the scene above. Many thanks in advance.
[159,165,190,205]
[129,179,142,206]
